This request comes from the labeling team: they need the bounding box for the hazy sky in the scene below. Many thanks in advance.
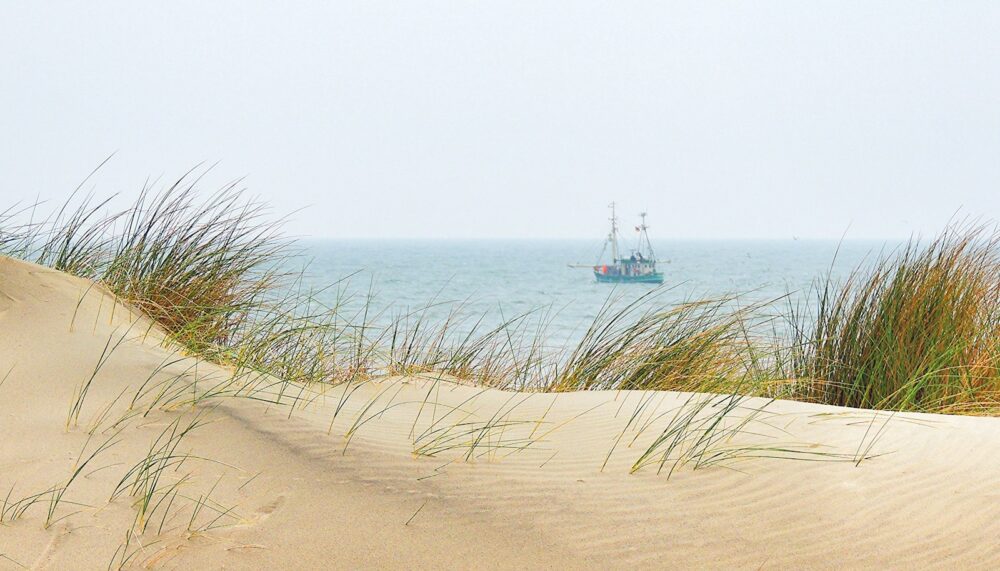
[2,2,998,239]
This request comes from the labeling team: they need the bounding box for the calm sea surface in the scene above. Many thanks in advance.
[296,239,893,347]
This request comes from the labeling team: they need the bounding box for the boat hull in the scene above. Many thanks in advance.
[594,272,664,284]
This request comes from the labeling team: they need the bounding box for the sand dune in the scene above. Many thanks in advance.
[2,255,1000,569]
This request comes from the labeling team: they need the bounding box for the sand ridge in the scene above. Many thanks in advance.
[2,255,1000,569]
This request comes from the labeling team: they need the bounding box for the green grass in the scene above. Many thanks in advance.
[789,224,1000,414]
[548,291,775,394]
[5,172,1000,417]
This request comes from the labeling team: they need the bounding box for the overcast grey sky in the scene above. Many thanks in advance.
[2,2,998,239]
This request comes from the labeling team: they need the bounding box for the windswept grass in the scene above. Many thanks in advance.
[790,224,1000,413]
[109,412,240,536]
[411,392,541,461]
[549,291,776,394]
[627,390,880,476]
[3,169,777,400]
[7,169,1000,417]
[6,172,345,389]
[380,301,554,389]
[67,327,133,429]
[83,178,291,354]
[0,430,119,527]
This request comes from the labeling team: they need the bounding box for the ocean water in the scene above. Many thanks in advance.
[296,239,892,347]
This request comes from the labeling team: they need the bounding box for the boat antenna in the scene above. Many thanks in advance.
[608,202,620,263]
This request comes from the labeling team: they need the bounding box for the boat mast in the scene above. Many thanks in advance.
[638,211,656,260]
[608,202,620,263]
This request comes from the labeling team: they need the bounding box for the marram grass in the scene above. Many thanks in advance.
[5,173,1000,416]
[789,224,1000,414]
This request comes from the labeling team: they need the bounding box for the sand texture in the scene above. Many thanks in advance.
[2,255,1000,569]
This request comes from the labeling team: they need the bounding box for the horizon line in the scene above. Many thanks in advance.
[297,235,915,242]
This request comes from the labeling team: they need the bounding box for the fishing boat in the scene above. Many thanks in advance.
[591,203,664,284]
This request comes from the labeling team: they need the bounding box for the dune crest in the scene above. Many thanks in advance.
[2,255,1000,569]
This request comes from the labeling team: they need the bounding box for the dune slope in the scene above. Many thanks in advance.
[2,256,1000,569]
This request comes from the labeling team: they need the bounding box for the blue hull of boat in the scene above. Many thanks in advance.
[594,272,664,284]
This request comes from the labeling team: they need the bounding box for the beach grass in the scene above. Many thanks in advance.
[5,176,1000,416]
[789,224,1000,414]
[547,291,774,394]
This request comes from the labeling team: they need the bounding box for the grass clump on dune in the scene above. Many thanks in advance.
[549,291,775,394]
[4,171,344,386]
[50,179,291,355]
[790,224,1000,414]
[99,183,289,353]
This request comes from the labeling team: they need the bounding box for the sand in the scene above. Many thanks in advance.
[2,255,1000,569]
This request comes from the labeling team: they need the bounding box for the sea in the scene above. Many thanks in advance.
[295,239,893,348]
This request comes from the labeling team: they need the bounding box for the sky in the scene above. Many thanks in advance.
[1,2,998,240]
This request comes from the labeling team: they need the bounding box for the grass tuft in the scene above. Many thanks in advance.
[789,223,1000,413]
